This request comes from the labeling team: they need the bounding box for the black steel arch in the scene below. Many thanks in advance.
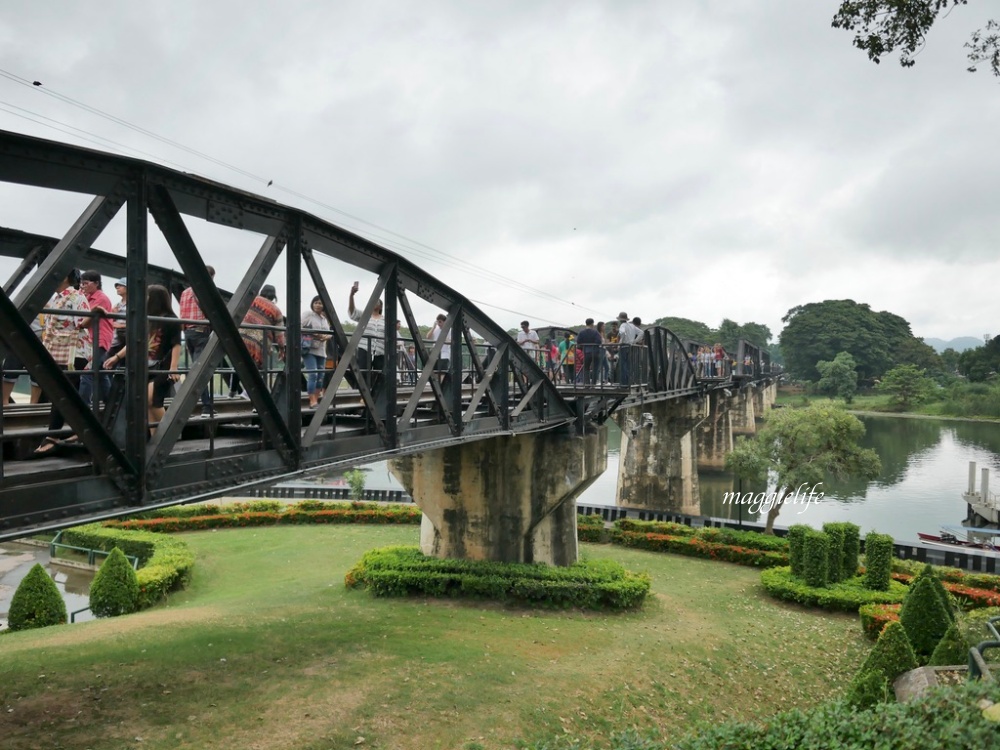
[0,130,780,540]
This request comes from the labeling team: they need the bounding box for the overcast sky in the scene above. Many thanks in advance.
[1,1,998,342]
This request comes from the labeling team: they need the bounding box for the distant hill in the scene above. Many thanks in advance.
[922,336,984,353]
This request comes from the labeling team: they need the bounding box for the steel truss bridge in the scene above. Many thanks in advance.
[0,130,776,540]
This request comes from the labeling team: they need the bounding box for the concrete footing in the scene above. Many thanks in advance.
[390,425,607,566]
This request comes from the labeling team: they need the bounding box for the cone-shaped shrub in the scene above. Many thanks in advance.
[89,547,139,618]
[914,564,955,622]
[900,576,953,662]
[802,529,829,588]
[841,523,861,579]
[845,668,891,709]
[928,622,969,667]
[7,563,67,631]
[860,620,918,683]
[863,532,894,591]
[823,523,846,584]
[787,524,809,577]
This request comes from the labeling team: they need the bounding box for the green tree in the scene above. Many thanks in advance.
[958,336,1000,381]
[940,347,961,373]
[7,563,67,631]
[345,469,367,501]
[877,364,936,410]
[652,316,713,343]
[724,406,882,533]
[816,351,859,403]
[779,299,927,382]
[832,1,1000,76]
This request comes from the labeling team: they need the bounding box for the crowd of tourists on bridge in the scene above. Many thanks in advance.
[1,270,757,457]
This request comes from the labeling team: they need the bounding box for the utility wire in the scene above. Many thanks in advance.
[0,68,603,321]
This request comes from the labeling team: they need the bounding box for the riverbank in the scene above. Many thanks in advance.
[776,391,1000,424]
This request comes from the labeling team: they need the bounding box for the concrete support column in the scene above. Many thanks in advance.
[697,389,733,471]
[731,388,757,435]
[389,426,607,566]
[752,385,766,417]
[614,396,707,513]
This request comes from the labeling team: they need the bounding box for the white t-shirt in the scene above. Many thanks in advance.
[517,328,539,352]
[429,324,451,362]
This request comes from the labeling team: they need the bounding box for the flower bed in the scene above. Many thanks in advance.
[610,529,789,568]
[858,602,902,640]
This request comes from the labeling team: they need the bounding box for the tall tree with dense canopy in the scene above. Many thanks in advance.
[652,316,713,343]
[832,1,1000,76]
[725,406,882,533]
[779,299,930,382]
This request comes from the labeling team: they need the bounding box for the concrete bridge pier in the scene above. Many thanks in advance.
[696,389,734,471]
[731,387,757,436]
[389,426,607,566]
[614,396,708,514]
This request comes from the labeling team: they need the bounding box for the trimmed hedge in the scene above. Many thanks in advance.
[801,529,829,588]
[928,621,969,667]
[893,558,1000,594]
[609,529,789,568]
[89,547,139,618]
[841,522,861,580]
[845,668,891,710]
[760,567,907,611]
[613,519,696,536]
[106,506,421,533]
[786,524,809,577]
[860,620,918,683]
[62,524,194,610]
[7,563,67,631]
[864,532,894,591]
[345,546,650,610]
[900,576,953,661]
[577,514,606,543]
[822,522,846,584]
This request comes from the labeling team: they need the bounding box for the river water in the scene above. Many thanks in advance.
[286,414,998,544]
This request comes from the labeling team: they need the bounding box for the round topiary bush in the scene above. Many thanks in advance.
[89,547,140,618]
[863,532,894,591]
[7,563,67,631]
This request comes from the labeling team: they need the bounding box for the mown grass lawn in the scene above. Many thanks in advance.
[0,525,868,750]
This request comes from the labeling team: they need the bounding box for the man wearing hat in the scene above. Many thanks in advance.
[616,312,641,386]
[106,277,128,361]
[179,266,216,410]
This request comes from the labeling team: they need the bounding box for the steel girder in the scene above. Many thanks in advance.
[0,129,575,538]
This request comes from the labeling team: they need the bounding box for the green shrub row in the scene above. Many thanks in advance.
[612,519,696,536]
[822,523,848,583]
[61,524,195,610]
[693,526,790,552]
[104,506,422,533]
[760,567,907,611]
[609,529,789,568]
[345,546,650,610]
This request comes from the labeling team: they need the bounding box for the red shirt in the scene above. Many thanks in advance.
[179,286,207,330]
[85,289,115,352]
